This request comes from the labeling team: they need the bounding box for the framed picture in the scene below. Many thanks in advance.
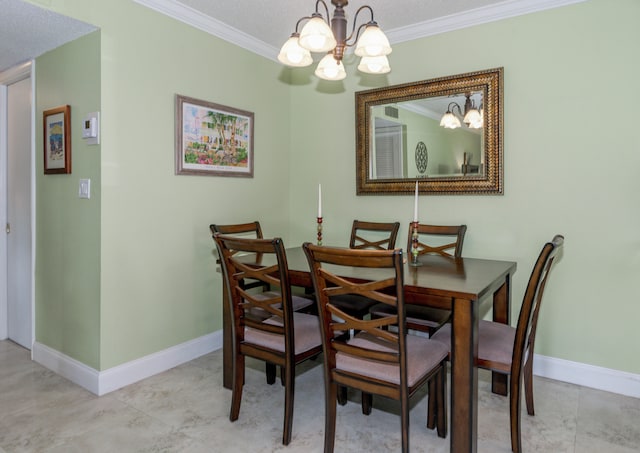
[43,105,71,174]
[175,95,254,177]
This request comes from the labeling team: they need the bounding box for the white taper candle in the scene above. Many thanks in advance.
[413,181,419,222]
[318,184,322,218]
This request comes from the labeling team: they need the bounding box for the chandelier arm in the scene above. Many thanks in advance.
[447,102,463,116]
[345,5,375,45]
[315,0,332,25]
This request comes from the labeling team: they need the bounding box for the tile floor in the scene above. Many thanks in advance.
[1,339,639,452]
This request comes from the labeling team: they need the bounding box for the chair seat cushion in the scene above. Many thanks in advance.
[430,320,516,368]
[245,312,321,354]
[253,291,315,312]
[330,294,378,318]
[369,303,451,329]
[336,332,448,386]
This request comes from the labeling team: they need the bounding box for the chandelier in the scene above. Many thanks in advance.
[278,0,392,81]
[439,93,483,129]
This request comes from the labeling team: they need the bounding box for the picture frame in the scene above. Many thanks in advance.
[175,95,254,177]
[43,105,71,174]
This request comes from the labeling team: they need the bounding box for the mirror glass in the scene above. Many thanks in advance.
[356,68,503,195]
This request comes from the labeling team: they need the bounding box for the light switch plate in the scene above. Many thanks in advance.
[79,179,91,199]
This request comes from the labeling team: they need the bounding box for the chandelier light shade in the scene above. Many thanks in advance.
[354,24,392,57]
[357,55,390,74]
[440,104,463,129]
[440,93,484,129]
[278,0,392,81]
[277,34,314,66]
[299,15,337,52]
[315,53,347,80]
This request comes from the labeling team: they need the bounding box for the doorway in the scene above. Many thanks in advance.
[1,62,34,349]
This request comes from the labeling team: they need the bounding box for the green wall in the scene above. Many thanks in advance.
[288,0,640,374]
[35,30,101,368]
[30,0,640,376]
[31,0,292,369]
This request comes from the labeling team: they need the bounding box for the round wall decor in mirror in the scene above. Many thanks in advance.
[415,141,428,175]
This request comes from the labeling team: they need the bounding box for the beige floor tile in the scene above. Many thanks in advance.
[1,340,639,453]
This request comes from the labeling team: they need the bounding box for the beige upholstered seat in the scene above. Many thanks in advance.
[431,234,564,453]
[214,234,323,446]
[303,243,448,453]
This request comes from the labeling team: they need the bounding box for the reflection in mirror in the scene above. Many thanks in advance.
[370,91,484,179]
[356,68,503,195]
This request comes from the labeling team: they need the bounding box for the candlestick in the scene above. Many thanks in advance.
[317,217,323,245]
[409,220,422,267]
[318,184,322,218]
[413,181,419,222]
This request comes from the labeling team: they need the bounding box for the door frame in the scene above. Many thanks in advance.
[0,61,35,348]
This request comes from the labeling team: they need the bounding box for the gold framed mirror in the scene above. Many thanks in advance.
[356,67,503,195]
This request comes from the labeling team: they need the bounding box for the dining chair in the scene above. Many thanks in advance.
[303,243,448,453]
[211,222,315,385]
[329,220,401,320]
[349,220,401,250]
[369,224,467,336]
[210,222,268,292]
[214,234,323,446]
[430,234,564,453]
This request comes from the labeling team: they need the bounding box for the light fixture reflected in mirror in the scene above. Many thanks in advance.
[439,93,483,129]
[278,0,392,80]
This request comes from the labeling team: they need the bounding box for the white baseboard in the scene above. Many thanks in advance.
[33,331,223,396]
[33,335,639,399]
[534,353,640,399]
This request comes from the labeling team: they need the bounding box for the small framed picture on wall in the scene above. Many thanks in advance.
[43,105,71,174]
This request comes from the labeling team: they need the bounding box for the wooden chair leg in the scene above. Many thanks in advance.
[400,390,410,453]
[427,378,436,430]
[337,385,348,406]
[436,364,447,438]
[325,382,338,453]
[510,377,522,453]
[361,392,372,415]
[230,354,245,421]
[282,364,294,445]
[266,362,276,385]
[523,355,535,416]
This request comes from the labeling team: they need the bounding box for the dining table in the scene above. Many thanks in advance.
[218,246,517,453]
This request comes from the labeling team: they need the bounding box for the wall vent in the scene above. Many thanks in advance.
[384,106,398,118]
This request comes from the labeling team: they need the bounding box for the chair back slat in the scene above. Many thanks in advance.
[303,243,407,377]
[214,234,295,355]
[350,220,401,250]
[512,235,563,378]
[408,224,467,258]
[210,222,270,291]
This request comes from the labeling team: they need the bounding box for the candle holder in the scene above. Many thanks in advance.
[317,217,323,246]
[409,221,422,267]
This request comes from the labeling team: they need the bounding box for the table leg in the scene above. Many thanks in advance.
[222,277,232,390]
[491,277,511,396]
[450,297,478,453]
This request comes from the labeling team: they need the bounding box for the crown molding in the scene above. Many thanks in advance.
[386,0,587,43]
[134,0,587,62]
[133,0,277,60]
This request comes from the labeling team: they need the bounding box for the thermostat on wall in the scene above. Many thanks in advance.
[82,111,100,145]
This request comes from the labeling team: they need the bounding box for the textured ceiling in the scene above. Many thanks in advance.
[0,0,96,73]
[1,0,584,74]
[175,0,506,49]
